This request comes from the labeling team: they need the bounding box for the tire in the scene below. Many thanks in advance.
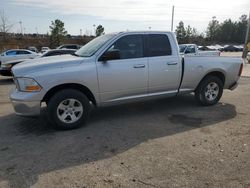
[47,89,91,130]
[195,76,223,106]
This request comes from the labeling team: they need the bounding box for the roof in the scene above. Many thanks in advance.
[109,31,174,35]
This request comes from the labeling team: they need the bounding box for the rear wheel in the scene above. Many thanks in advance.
[195,76,223,106]
[47,89,91,130]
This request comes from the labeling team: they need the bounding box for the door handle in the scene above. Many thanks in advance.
[133,64,145,68]
[167,62,178,65]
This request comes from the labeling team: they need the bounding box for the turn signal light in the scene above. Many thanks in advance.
[25,85,41,92]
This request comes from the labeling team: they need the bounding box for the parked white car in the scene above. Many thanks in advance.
[41,47,50,53]
[0,49,38,65]
[179,44,221,56]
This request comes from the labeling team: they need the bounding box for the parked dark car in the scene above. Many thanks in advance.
[222,45,240,52]
[41,49,77,57]
[57,44,81,50]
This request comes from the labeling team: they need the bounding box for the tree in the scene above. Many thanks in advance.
[95,25,104,36]
[206,16,220,42]
[185,25,194,43]
[175,21,186,43]
[235,15,248,43]
[49,19,67,48]
[217,19,237,43]
[0,10,13,40]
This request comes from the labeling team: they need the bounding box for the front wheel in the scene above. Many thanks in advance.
[195,76,223,106]
[47,89,91,130]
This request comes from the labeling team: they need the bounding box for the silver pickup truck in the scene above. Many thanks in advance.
[10,31,243,129]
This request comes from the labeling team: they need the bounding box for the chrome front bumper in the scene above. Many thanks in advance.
[10,88,43,117]
[11,100,41,116]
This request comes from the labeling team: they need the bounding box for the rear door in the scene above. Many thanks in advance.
[146,34,181,95]
[16,50,33,59]
[96,34,148,103]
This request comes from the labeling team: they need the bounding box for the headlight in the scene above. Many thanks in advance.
[1,64,12,68]
[16,77,42,92]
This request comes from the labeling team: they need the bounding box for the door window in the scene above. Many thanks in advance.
[17,50,31,55]
[107,35,144,60]
[6,51,17,56]
[147,34,172,57]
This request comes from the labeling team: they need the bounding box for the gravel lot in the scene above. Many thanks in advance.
[0,64,249,188]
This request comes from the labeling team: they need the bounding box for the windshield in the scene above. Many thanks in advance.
[179,45,187,53]
[75,34,115,57]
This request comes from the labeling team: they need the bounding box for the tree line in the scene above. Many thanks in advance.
[175,15,249,45]
[49,19,105,48]
[0,9,105,49]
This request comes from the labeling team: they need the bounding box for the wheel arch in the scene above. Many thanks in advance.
[196,71,226,90]
[42,83,97,106]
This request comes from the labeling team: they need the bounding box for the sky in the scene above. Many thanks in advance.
[1,0,249,35]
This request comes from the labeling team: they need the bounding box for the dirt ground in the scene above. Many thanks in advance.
[0,64,249,188]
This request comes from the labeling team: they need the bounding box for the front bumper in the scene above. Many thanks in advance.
[11,100,41,116]
[10,88,43,116]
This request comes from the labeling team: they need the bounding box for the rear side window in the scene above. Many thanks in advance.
[63,50,75,54]
[107,35,144,60]
[65,45,77,49]
[43,51,61,57]
[17,50,31,55]
[147,34,172,57]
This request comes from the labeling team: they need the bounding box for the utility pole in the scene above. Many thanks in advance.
[19,21,23,34]
[93,24,96,36]
[171,6,175,32]
[242,11,250,59]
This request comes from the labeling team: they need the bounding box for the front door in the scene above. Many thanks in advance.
[96,34,148,103]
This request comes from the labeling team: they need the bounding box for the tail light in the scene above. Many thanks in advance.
[238,63,243,77]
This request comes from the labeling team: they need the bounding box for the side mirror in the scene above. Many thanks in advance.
[99,49,120,62]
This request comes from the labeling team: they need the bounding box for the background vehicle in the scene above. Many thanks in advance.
[179,44,221,56]
[27,46,39,53]
[57,44,81,50]
[0,49,77,76]
[222,45,242,52]
[0,49,38,65]
[41,49,77,57]
[41,47,50,53]
[11,31,243,130]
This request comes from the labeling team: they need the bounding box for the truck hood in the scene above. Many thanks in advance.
[12,55,85,77]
